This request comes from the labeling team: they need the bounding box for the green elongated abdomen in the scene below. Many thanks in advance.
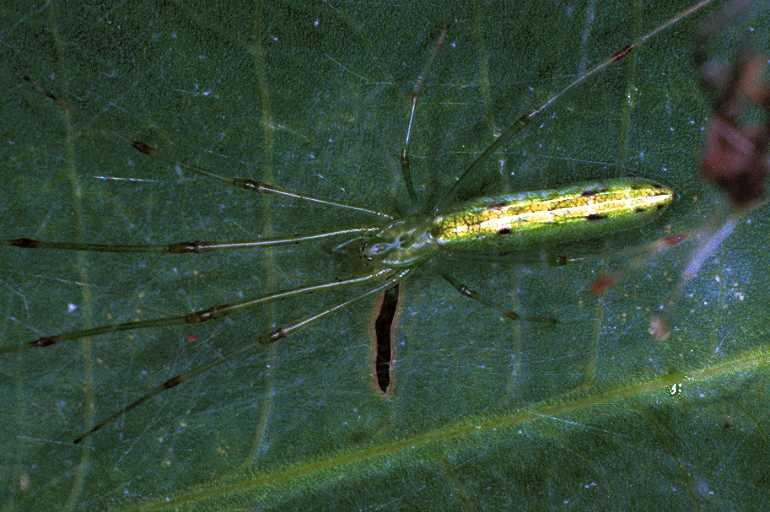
[431,178,673,253]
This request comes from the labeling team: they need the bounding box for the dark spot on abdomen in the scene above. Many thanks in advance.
[586,214,607,221]
[497,227,512,235]
[581,188,607,197]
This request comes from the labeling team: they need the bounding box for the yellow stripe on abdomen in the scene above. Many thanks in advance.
[432,178,673,252]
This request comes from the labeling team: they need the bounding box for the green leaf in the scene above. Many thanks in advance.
[1,1,768,510]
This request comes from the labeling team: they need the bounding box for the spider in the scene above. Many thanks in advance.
[1,1,719,448]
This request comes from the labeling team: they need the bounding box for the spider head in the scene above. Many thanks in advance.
[360,217,436,268]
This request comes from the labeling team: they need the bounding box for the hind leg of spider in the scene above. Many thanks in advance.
[72,269,410,443]
[1,268,394,354]
[584,233,689,296]
[441,273,556,325]
[645,0,770,340]
[399,25,448,204]
[435,0,718,212]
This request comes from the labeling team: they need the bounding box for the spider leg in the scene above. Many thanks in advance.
[1,269,394,353]
[399,25,448,204]
[72,268,409,443]
[3,227,378,254]
[441,272,556,325]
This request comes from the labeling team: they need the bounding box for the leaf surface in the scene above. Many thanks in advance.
[1,1,768,510]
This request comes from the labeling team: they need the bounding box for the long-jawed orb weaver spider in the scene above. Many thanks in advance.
[2,5,747,504]
[2,0,721,446]
[1,0,716,442]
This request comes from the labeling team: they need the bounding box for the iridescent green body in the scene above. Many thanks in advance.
[362,178,673,267]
